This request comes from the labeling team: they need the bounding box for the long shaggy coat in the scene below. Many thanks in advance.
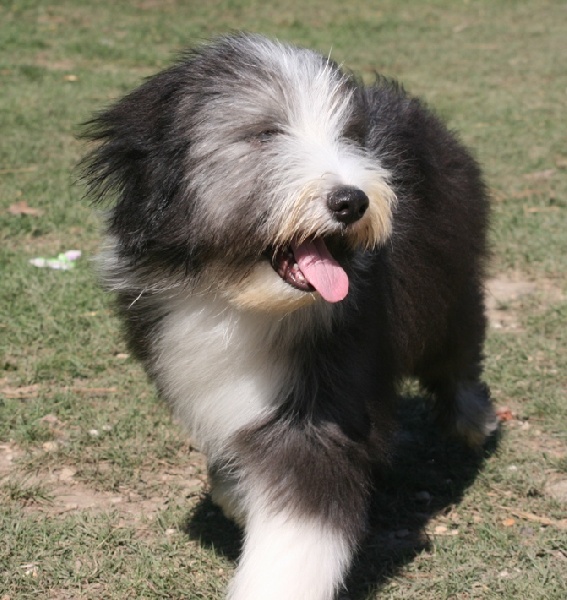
[83,33,496,600]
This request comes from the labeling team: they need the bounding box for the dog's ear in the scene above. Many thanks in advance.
[81,64,192,255]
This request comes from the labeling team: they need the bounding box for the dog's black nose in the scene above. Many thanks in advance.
[327,186,369,225]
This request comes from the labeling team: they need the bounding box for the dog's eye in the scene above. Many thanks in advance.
[255,128,281,143]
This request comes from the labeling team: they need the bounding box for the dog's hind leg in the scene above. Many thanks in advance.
[418,316,498,448]
[425,378,498,448]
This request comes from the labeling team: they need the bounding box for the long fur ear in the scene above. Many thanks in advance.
[80,65,193,256]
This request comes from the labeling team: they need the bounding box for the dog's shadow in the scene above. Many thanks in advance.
[182,395,499,598]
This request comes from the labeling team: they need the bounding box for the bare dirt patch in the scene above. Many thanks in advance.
[1,441,208,521]
[0,442,24,478]
[34,52,76,72]
[485,275,537,330]
[485,274,564,331]
[545,477,567,504]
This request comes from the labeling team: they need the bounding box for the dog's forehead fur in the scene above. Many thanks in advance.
[187,34,355,131]
[183,35,364,170]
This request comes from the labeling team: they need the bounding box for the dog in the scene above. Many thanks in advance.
[83,33,497,600]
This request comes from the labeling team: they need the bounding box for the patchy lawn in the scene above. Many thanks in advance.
[1,1,566,598]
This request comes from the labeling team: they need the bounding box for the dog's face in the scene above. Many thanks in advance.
[85,34,396,313]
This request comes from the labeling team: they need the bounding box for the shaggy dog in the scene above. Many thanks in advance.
[83,33,497,600]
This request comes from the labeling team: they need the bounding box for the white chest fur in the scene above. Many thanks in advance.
[153,293,293,460]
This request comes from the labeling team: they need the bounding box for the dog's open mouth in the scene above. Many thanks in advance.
[269,238,349,303]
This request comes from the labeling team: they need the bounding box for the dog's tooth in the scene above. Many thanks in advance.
[293,267,306,284]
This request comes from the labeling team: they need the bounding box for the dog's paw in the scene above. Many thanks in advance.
[450,381,499,448]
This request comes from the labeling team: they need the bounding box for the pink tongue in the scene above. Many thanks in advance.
[291,239,349,303]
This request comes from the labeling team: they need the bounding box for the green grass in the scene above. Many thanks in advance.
[1,0,566,598]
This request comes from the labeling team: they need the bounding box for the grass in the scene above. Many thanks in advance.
[1,0,566,598]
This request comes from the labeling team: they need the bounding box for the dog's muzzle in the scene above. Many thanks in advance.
[267,187,371,304]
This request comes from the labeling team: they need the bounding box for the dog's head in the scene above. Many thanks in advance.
[84,33,396,313]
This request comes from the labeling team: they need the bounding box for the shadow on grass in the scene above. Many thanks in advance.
[183,495,242,563]
[344,396,499,599]
[183,395,499,598]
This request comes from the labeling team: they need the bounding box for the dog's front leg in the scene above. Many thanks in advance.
[226,422,373,600]
[228,505,355,600]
